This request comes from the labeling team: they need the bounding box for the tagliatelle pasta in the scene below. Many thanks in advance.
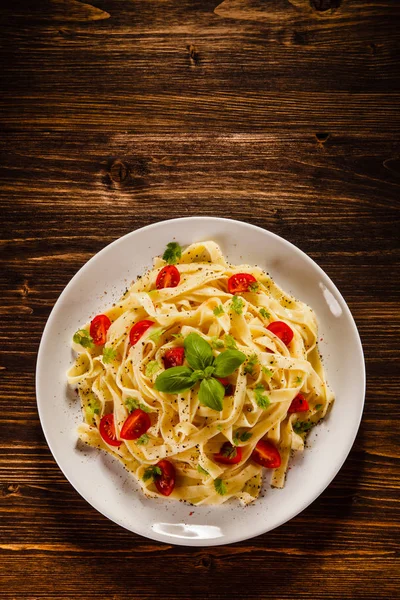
[67,240,334,505]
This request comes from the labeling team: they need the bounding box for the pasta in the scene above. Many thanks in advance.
[67,240,334,505]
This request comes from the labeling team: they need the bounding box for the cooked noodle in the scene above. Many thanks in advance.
[67,241,334,505]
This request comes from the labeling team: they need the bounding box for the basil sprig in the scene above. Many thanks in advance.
[198,377,225,411]
[154,332,246,411]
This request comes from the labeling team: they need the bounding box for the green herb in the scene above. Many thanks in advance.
[214,478,227,496]
[216,424,223,431]
[203,365,216,378]
[143,466,162,482]
[73,329,94,349]
[213,305,225,317]
[293,421,313,435]
[248,281,259,292]
[154,332,245,410]
[171,332,183,339]
[190,369,205,383]
[259,308,270,319]
[231,295,244,315]
[199,378,225,411]
[315,404,323,411]
[244,354,258,376]
[148,328,165,343]
[197,464,209,476]
[233,430,253,445]
[295,376,302,385]
[254,384,270,409]
[262,366,273,377]
[221,444,238,459]
[155,366,196,394]
[136,434,149,445]
[102,347,117,364]
[162,242,182,265]
[224,334,237,349]
[213,349,246,378]
[145,360,162,377]
[84,394,101,423]
[211,337,224,349]
[125,397,151,413]
[184,332,214,370]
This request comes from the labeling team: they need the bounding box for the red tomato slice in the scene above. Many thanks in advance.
[214,442,242,465]
[266,321,294,346]
[90,314,111,346]
[154,459,176,496]
[227,273,257,294]
[129,320,154,345]
[288,393,309,414]
[251,440,281,468]
[120,409,151,440]
[99,413,121,447]
[156,265,180,289]
[163,347,185,369]
[217,378,234,396]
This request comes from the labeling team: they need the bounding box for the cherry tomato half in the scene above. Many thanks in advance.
[99,413,121,447]
[120,409,151,440]
[154,459,176,496]
[90,314,111,346]
[156,265,180,290]
[227,273,257,294]
[163,347,185,369]
[129,320,154,346]
[217,378,234,396]
[214,442,242,465]
[288,393,309,414]
[251,440,281,469]
[266,321,294,346]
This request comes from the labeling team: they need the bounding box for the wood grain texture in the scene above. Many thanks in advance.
[0,0,399,599]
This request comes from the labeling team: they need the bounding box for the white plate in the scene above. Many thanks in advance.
[36,217,365,546]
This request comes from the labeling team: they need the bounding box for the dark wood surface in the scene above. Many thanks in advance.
[1,1,399,598]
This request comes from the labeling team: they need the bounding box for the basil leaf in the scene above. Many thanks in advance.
[213,349,246,378]
[154,366,195,394]
[184,332,214,370]
[198,378,225,411]
[190,369,204,382]
[203,365,215,378]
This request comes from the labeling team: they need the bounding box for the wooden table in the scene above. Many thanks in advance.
[1,1,399,598]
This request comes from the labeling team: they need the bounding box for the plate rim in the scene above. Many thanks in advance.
[36,216,366,546]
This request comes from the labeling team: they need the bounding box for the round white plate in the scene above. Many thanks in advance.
[36,217,365,546]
